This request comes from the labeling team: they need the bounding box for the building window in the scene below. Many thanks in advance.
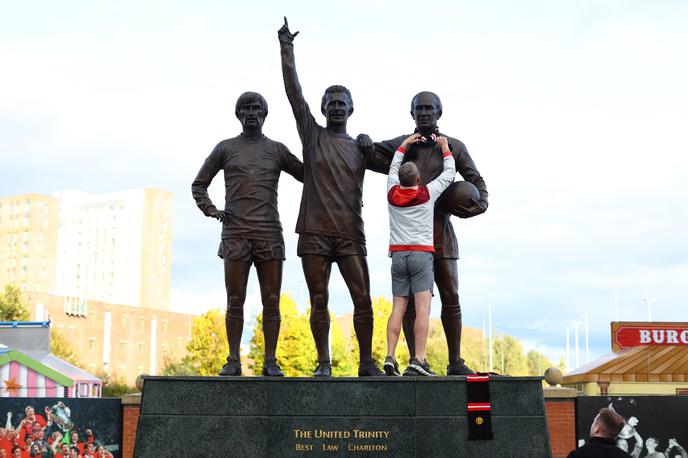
[118,366,127,381]
[119,340,127,352]
[138,341,144,354]
[88,337,96,351]
[121,314,128,328]
[162,320,168,333]
[139,317,145,330]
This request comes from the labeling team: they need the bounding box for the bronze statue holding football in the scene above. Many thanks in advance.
[359,90,488,375]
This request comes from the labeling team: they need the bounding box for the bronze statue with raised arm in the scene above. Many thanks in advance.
[278,17,383,377]
[192,91,303,377]
[358,91,488,375]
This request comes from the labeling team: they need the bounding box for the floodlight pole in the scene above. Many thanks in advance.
[585,312,590,364]
[642,296,657,322]
[571,320,582,369]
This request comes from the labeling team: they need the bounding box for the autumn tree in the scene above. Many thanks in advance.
[248,294,318,376]
[248,294,365,376]
[184,308,229,376]
[0,284,30,321]
[50,328,82,367]
[347,296,410,373]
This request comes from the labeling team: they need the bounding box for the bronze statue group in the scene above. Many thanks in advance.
[192,18,488,378]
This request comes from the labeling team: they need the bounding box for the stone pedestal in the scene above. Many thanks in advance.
[135,376,551,457]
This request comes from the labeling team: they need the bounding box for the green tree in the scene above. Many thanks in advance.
[50,328,82,367]
[248,294,318,376]
[493,335,529,375]
[0,284,30,321]
[558,356,567,373]
[349,296,411,370]
[330,315,358,376]
[185,308,229,376]
[526,349,553,376]
[425,321,449,374]
[161,354,198,376]
[96,371,135,397]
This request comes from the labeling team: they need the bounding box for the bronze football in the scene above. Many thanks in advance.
[437,181,480,218]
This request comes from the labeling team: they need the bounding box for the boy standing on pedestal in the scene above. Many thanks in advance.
[384,133,455,376]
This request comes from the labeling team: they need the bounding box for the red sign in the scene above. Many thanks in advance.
[614,324,688,350]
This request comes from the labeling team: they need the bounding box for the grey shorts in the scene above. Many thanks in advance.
[391,251,434,297]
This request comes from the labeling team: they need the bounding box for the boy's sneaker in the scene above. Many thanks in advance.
[219,356,242,376]
[402,365,422,376]
[383,356,400,376]
[408,358,436,377]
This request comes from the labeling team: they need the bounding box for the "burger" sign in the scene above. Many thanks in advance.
[612,323,688,350]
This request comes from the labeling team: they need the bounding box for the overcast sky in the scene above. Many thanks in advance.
[2,0,687,369]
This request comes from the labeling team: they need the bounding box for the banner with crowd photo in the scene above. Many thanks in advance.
[576,396,688,458]
[0,397,121,457]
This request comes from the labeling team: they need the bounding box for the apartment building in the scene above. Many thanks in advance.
[53,189,173,310]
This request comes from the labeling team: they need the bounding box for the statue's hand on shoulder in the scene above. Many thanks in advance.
[278,16,300,44]
[356,134,373,155]
[209,209,228,224]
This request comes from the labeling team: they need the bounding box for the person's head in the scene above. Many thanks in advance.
[35,429,44,440]
[25,406,35,418]
[589,408,625,439]
[399,162,420,187]
[646,437,658,452]
[70,446,80,458]
[0,447,7,457]
[32,421,41,432]
[410,91,442,134]
[70,431,78,442]
[86,443,94,453]
[235,92,268,133]
[61,443,70,454]
[11,446,21,458]
[320,85,353,128]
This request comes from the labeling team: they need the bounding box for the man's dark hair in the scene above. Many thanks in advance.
[411,91,443,113]
[399,162,419,187]
[596,408,626,438]
[235,91,268,119]
[321,85,353,112]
